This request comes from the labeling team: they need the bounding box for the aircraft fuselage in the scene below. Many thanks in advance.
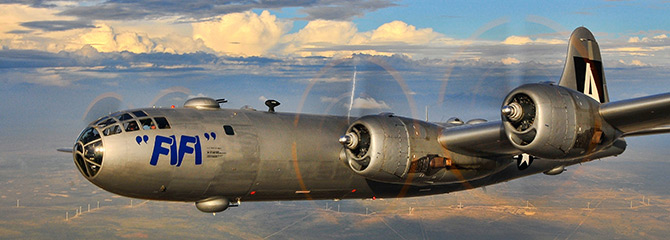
[74,106,621,205]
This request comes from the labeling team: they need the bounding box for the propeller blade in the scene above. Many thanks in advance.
[82,92,124,125]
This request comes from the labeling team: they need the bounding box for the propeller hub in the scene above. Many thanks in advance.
[502,102,523,122]
[338,132,359,150]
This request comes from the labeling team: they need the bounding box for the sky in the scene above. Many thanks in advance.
[1,1,670,165]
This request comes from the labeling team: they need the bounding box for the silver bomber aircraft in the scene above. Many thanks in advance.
[63,27,670,213]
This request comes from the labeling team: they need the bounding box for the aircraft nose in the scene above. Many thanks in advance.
[73,126,104,178]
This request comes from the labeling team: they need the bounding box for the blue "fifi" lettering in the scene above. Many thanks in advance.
[150,135,202,166]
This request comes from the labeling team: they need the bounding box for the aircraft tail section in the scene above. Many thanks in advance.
[558,27,609,103]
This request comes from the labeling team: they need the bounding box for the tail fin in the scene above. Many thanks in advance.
[558,27,609,103]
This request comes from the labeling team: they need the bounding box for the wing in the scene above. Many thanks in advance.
[439,93,670,157]
[439,27,670,158]
[600,92,670,135]
[438,121,517,157]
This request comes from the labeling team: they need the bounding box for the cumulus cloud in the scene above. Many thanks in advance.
[282,20,358,57]
[628,34,669,43]
[283,19,446,57]
[193,11,290,56]
[502,35,564,45]
[188,93,208,99]
[320,96,340,103]
[292,20,358,45]
[366,21,441,44]
[0,5,205,54]
[6,1,666,67]
[653,34,668,39]
[502,36,532,45]
[79,24,152,53]
[603,46,668,57]
[351,97,390,109]
[618,59,648,67]
[77,24,208,54]
[501,57,520,65]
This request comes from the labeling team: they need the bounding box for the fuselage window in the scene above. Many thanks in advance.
[139,118,156,130]
[118,113,134,121]
[223,125,235,135]
[124,120,140,132]
[103,124,122,136]
[154,117,171,129]
[132,110,148,118]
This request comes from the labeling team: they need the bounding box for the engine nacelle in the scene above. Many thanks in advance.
[339,114,445,183]
[501,83,618,159]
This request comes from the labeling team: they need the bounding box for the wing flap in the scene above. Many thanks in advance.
[600,92,670,133]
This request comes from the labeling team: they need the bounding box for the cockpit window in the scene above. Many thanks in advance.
[93,116,109,125]
[139,118,156,130]
[154,117,171,129]
[118,113,134,121]
[74,127,104,178]
[132,110,148,117]
[124,120,139,132]
[96,118,117,128]
[78,127,101,144]
[84,141,103,165]
[102,125,122,136]
[110,112,123,118]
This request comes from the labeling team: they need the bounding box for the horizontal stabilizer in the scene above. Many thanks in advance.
[57,148,73,153]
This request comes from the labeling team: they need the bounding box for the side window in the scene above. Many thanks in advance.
[124,120,139,132]
[139,118,156,130]
[223,125,235,135]
[103,125,122,136]
[154,117,171,129]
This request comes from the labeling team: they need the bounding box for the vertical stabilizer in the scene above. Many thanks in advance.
[558,27,609,103]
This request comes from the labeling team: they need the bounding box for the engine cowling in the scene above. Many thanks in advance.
[339,114,411,183]
[501,83,618,159]
[338,114,447,183]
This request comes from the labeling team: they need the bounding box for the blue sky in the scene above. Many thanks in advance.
[0,0,669,160]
